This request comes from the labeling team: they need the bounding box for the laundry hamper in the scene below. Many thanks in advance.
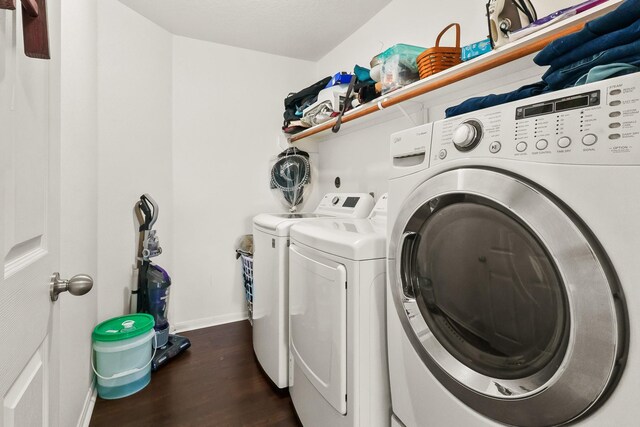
[235,234,254,324]
[417,23,462,79]
[240,254,254,325]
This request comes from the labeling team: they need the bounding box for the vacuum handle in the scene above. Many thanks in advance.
[138,194,159,231]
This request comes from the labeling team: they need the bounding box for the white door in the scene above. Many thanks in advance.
[289,244,347,415]
[0,6,60,427]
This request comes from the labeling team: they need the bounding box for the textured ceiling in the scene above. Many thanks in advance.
[119,0,392,61]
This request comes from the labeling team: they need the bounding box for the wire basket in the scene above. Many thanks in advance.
[417,23,462,79]
[240,254,254,325]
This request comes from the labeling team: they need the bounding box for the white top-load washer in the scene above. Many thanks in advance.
[252,193,374,388]
[288,195,390,427]
[387,73,637,427]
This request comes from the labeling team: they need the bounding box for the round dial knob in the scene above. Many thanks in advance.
[452,120,483,151]
[331,196,340,205]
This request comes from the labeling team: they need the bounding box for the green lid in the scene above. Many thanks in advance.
[92,314,155,342]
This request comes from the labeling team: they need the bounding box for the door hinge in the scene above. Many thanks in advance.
[287,239,290,247]
[345,281,348,289]
[272,238,275,248]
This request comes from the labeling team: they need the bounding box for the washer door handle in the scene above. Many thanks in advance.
[400,232,419,300]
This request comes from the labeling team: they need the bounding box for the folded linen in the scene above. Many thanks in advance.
[542,38,640,89]
[547,19,640,71]
[534,0,640,66]
[444,82,549,117]
[574,63,640,85]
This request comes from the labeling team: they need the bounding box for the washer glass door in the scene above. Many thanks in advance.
[389,168,626,427]
[411,202,566,380]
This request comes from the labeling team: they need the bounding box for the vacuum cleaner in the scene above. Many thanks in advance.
[131,194,191,371]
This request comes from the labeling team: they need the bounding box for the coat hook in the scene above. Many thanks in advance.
[0,0,50,59]
[0,0,15,10]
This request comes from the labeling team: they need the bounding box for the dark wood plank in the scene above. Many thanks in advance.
[21,0,50,59]
[90,321,301,427]
[0,0,16,10]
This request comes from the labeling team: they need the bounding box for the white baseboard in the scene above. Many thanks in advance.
[173,312,248,333]
[77,382,97,427]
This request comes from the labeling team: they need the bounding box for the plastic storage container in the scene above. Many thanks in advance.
[374,44,426,94]
[92,314,155,399]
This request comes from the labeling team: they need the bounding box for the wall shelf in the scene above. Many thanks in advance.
[288,0,622,143]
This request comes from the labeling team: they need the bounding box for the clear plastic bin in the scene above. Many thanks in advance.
[374,44,426,94]
[92,314,155,399]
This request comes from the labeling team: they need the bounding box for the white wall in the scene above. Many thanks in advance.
[316,0,578,77]
[58,0,99,426]
[171,36,315,329]
[95,0,315,331]
[309,0,579,198]
[97,0,173,322]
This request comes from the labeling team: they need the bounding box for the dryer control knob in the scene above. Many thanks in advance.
[331,196,340,205]
[452,120,483,151]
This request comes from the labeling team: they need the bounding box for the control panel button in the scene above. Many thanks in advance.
[438,149,447,160]
[452,120,483,151]
[610,100,622,106]
[609,111,621,117]
[535,139,548,150]
[609,123,621,128]
[489,141,501,153]
[557,136,572,148]
[516,142,527,152]
[331,196,340,205]
[452,124,475,146]
[610,89,622,95]
[582,134,597,146]
[609,134,621,140]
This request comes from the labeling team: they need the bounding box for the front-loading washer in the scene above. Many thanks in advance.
[288,195,390,427]
[387,72,638,426]
[252,193,374,388]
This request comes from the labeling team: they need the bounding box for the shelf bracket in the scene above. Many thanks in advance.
[396,104,419,127]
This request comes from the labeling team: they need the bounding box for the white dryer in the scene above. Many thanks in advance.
[288,195,390,427]
[253,193,374,388]
[387,73,638,426]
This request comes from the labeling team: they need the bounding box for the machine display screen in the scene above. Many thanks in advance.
[342,197,360,208]
[524,103,553,117]
[556,96,589,111]
[516,90,600,119]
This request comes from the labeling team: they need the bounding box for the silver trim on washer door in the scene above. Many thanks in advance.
[388,168,625,427]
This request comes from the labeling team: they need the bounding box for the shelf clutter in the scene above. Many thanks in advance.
[286,0,623,143]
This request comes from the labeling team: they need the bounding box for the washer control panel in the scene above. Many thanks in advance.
[431,73,640,166]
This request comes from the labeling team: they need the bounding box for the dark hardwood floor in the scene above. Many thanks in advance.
[90,320,301,427]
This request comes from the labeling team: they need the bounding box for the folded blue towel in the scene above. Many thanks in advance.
[543,38,640,89]
[444,82,549,117]
[547,19,640,71]
[534,0,640,66]
[574,63,639,85]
